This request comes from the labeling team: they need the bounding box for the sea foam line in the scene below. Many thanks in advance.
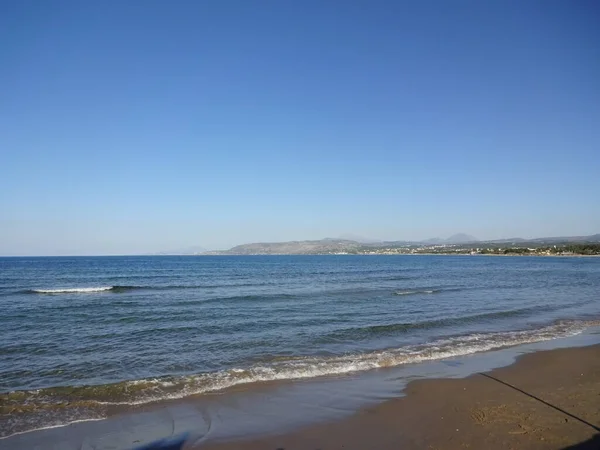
[30,287,115,294]
[0,417,106,440]
[393,289,436,296]
[91,319,597,406]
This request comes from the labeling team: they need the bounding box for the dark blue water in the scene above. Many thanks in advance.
[1,255,599,437]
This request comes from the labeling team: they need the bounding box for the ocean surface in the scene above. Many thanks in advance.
[1,255,600,438]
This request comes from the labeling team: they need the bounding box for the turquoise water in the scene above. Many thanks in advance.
[1,255,599,436]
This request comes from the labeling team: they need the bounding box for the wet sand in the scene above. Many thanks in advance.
[198,345,600,450]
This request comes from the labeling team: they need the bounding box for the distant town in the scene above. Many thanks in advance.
[334,243,600,256]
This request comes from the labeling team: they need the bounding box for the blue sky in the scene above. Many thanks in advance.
[1,1,599,255]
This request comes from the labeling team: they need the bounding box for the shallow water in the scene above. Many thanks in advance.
[1,255,599,436]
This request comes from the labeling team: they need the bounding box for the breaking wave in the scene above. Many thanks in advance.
[393,289,438,295]
[2,319,596,418]
[26,286,140,294]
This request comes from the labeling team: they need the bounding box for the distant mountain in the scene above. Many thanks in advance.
[528,234,600,244]
[218,239,362,255]
[422,237,443,244]
[487,237,527,244]
[423,234,478,244]
[445,233,478,244]
[338,234,382,244]
[488,234,600,245]
[206,233,599,255]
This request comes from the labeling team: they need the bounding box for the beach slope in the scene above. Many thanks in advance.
[200,345,600,450]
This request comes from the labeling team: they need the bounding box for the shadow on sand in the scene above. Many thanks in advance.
[270,439,600,450]
[561,434,600,450]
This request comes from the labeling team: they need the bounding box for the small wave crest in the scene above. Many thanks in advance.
[25,286,145,294]
[28,286,118,294]
[393,289,438,296]
[321,305,566,342]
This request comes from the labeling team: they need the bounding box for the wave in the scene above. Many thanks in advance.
[393,289,438,296]
[380,275,419,281]
[25,285,229,294]
[23,284,293,295]
[319,305,567,342]
[393,287,468,296]
[25,286,140,294]
[2,318,597,420]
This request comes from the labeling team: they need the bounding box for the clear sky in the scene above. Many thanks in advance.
[1,1,599,255]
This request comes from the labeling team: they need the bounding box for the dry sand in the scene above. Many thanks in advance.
[196,345,600,450]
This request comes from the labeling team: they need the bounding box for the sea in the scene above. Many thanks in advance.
[1,255,600,439]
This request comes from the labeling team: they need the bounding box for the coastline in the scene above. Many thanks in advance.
[199,344,600,450]
[202,253,600,257]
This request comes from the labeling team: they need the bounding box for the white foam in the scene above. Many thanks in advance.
[32,287,114,294]
[7,319,598,439]
[394,289,436,296]
[0,417,106,440]
[98,319,596,406]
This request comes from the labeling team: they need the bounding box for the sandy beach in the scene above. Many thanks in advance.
[198,344,600,450]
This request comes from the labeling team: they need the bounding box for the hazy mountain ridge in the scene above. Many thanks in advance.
[423,233,478,244]
[218,239,362,255]
[206,234,600,255]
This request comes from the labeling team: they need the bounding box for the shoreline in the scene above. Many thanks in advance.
[3,334,600,450]
[3,319,598,440]
[198,344,600,450]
